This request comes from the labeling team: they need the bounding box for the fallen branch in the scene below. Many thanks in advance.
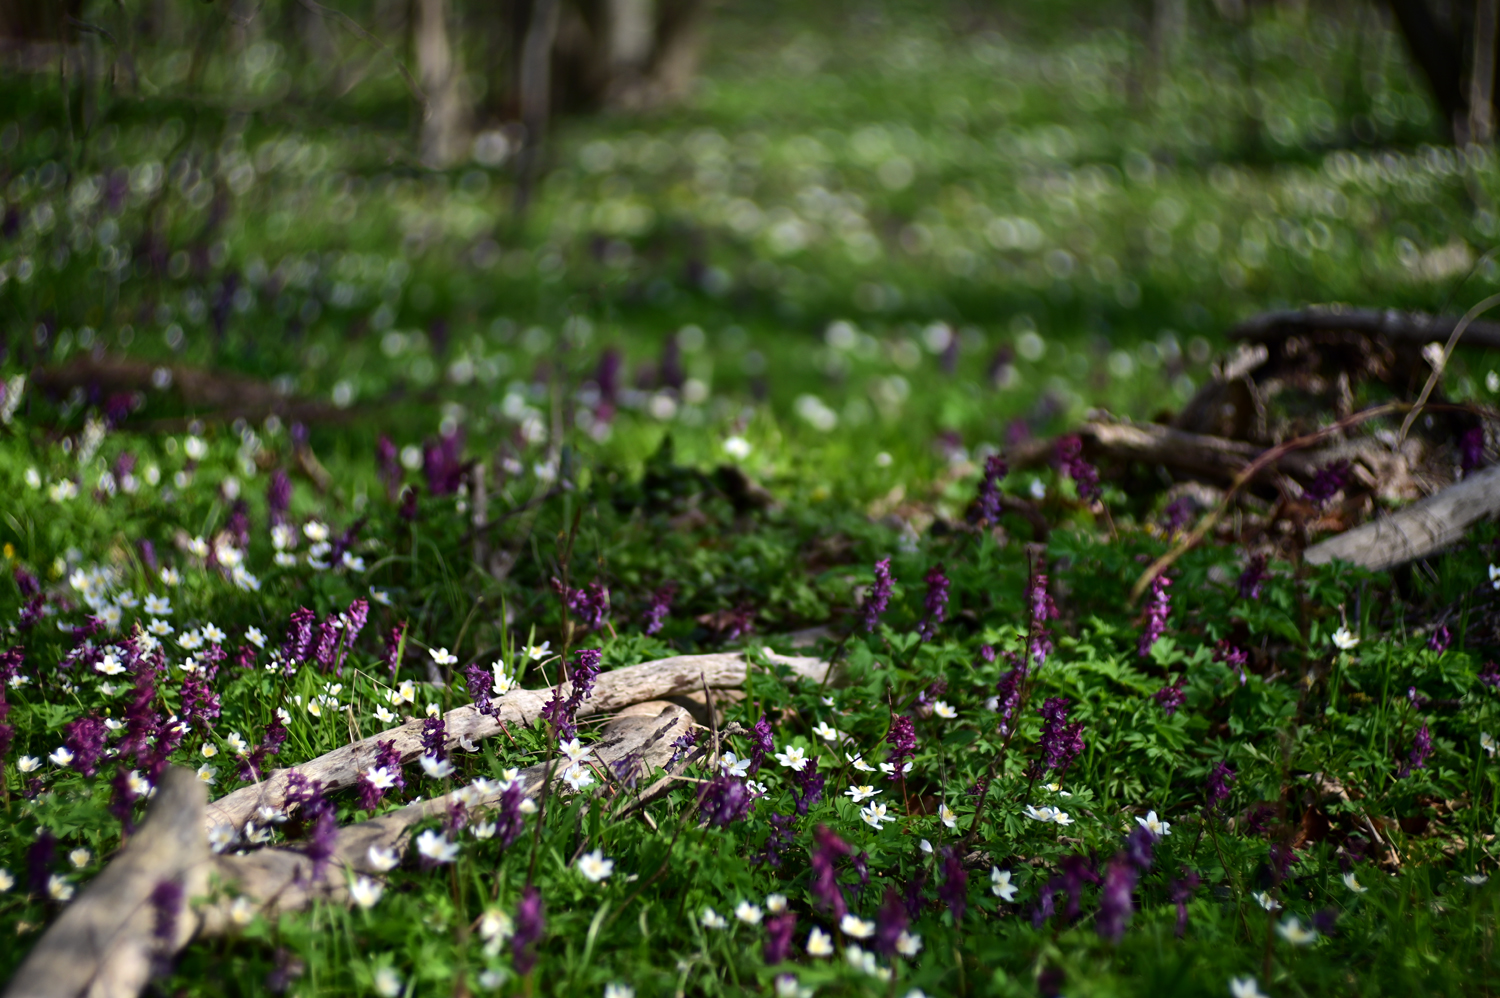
[1303,463,1500,570]
[1229,306,1500,352]
[1008,418,1321,484]
[5,768,209,998]
[205,650,828,833]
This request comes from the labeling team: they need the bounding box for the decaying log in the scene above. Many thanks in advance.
[1228,307,1500,352]
[1303,463,1500,570]
[196,702,694,933]
[5,768,209,998]
[205,650,827,833]
[30,355,348,426]
[1009,418,1321,484]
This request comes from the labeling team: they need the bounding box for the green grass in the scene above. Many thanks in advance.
[2,1,1500,995]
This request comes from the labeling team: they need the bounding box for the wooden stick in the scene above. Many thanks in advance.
[1303,463,1500,571]
[205,650,828,833]
[5,768,208,998]
[1228,306,1500,351]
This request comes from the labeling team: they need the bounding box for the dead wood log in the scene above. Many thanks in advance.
[204,650,827,833]
[1008,418,1321,484]
[1303,463,1500,570]
[196,703,693,934]
[30,355,348,426]
[1228,307,1500,353]
[5,768,208,998]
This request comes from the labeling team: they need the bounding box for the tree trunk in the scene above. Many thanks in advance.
[1385,0,1467,141]
[1472,0,1499,143]
[415,0,469,169]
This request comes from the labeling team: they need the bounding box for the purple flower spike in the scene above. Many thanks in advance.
[512,887,545,975]
[974,453,1009,524]
[917,564,950,642]
[1138,575,1172,658]
[885,715,917,771]
[1428,625,1451,653]
[1205,761,1236,809]
[860,557,895,633]
[383,622,407,677]
[642,583,676,636]
[1398,723,1432,778]
[1096,858,1137,943]
[938,847,969,925]
[267,470,291,526]
[283,608,317,667]
[1304,460,1351,507]
[1238,553,1269,601]
[1029,698,1085,781]
[809,825,850,920]
[697,775,753,827]
[873,887,908,957]
[63,714,110,777]
[1153,677,1186,716]
[1056,435,1101,502]
[763,912,797,965]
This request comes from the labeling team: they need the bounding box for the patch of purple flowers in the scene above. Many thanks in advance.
[1138,575,1172,658]
[860,557,895,633]
[917,564,950,642]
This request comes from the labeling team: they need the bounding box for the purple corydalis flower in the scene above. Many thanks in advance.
[1161,496,1194,534]
[1461,426,1486,474]
[423,430,467,496]
[464,662,495,717]
[975,453,1009,524]
[29,830,56,895]
[1215,640,1249,686]
[539,648,602,742]
[1170,868,1201,937]
[1153,678,1185,716]
[1398,723,1432,778]
[13,565,39,597]
[1123,825,1156,872]
[1205,761,1236,809]
[376,436,402,500]
[1027,572,1058,667]
[421,716,447,762]
[150,879,184,946]
[267,469,291,526]
[312,617,339,673]
[642,583,676,636]
[886,714,917,770]
[1428,625,1451,653]
[552,578,610,632]
[493,781,529,849]
[873,887,908,957]
[917,564,950,642]
[1033,854,1099,927]
[1056,435,1101,502]
[792,758,825,816]
[1238,553,1269,601]
[697,775,753,827]
[179,673,221,729]
[755,812,796,868]
[283,608,317,666]
[1138,575,1172,658]
[860,557,895,633]
[63,714,110,777]
[809,825,850,920]
[938,847,968,925]
[749,715,774,775]
[512,887,545,975]
[763,912,797,964]
[1304,460,1351,506]
[1030,698,1085,780]
[667,729,698,769]
[1096,858,1137,943]
[358,739,404,810]
[384,622,407,677]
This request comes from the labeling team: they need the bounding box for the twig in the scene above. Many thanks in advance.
[1396,293,1500,447]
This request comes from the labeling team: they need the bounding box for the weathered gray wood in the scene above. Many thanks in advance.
[196,702,694,934]
[204,650,827,833]
[5,768,208,998]
[1228,307,1500,352]
[1304,463,1500,570]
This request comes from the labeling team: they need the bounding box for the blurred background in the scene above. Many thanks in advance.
[0,0,1497,506]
